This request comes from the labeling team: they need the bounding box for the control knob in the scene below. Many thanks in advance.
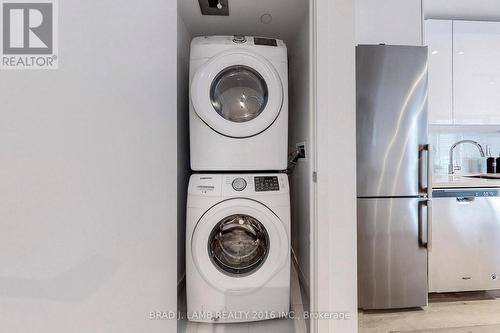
[232,178,247,191]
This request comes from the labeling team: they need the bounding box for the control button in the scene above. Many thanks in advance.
[232,178,247,191]
[233,35,247,43]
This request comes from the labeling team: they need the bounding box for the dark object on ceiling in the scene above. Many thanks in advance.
[198,0,229,16]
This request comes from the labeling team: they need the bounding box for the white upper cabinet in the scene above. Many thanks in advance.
[424,20,453,125]
[453,21,500,125]
[355,0,423,45]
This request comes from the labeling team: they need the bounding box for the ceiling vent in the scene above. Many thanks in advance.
[198,0,229,16]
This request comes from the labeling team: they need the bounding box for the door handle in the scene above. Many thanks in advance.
[427,199,432,251]
[419,199,431,249]
[426,144,432,199]
[419,144,432,197]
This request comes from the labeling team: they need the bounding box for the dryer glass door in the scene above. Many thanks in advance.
[210,66,268,123]
[191,50,284,138]
[208,213,269,276]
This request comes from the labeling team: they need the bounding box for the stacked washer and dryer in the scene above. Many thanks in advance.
[186,35,291,323]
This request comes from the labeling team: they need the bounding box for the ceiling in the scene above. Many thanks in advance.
[424,0,500,20]
[178,0,309,44]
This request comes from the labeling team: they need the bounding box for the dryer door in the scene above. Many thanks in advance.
[191,50,284,138]
[191,198,288,294]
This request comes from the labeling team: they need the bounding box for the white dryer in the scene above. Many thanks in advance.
[189,36,288,171]
[186,173,290,323]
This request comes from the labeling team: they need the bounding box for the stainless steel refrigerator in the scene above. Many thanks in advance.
[356,45,432,310]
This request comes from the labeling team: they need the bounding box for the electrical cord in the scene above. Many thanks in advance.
[286,148,304,174]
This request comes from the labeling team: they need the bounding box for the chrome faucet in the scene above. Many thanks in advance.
[448,140,485,174]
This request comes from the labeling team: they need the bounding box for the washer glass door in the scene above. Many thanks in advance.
[191,198,288,293]
[209,213,269,276]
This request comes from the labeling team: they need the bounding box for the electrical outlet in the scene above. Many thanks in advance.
[296,142,307,159]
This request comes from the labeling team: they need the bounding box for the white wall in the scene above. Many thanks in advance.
[0,1,178,332]
[355,0,423,45]
[289,13,312,293]
[315,0,357,332]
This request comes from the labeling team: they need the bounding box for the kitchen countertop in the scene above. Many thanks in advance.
[433,174,500,189]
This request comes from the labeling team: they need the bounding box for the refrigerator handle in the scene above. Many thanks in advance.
[419,144,432,197]
[424,144,432,251]
[427,199,432,252]
[418,200,428,248]
[425,144,432,198]
[418,199,432,250]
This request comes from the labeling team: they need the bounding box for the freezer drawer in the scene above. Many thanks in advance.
[430,191,500,292]
[358,198,429,310]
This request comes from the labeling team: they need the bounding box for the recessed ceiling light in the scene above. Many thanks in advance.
[431,50,439,55]
[260,13,272,24]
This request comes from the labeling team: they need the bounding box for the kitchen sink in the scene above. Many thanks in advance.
[463,174,500,180]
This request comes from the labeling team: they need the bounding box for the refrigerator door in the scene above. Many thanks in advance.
[358,197,429,310]
[357,45,429,198]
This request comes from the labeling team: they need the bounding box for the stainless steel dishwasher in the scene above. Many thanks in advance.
[430,188,500,292]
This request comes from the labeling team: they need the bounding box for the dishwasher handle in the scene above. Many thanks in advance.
[456,197,475,203]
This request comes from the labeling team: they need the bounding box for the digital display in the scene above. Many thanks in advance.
[254,37,277,47]
[255,176,280,192]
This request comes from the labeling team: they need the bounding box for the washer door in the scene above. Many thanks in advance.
[191,199,288,294]
[191,50,284,138]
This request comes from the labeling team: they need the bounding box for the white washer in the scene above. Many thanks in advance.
[186,173,290,323]
[189,36,288,171]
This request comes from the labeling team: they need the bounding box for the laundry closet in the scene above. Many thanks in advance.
[176,0,313,332]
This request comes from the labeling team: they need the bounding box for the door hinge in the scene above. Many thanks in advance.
[313,171,317,183]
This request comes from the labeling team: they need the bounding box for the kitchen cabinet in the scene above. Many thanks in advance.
[424,20,453,125]
[430,188,500,292]
[453,21,500,125]
[355,0,423,46]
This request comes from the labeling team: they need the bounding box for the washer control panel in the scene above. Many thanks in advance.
[222,174,286,194]
[189,174,288,197]
[232,177,247,191]
[254,176,279,192]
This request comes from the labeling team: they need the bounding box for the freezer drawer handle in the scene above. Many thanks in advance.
[419,144,432,197]
[419,199,432,249]
[427,199,432,251]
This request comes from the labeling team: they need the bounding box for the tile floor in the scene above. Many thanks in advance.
[177,263,309,333]
[359,291,500,333]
